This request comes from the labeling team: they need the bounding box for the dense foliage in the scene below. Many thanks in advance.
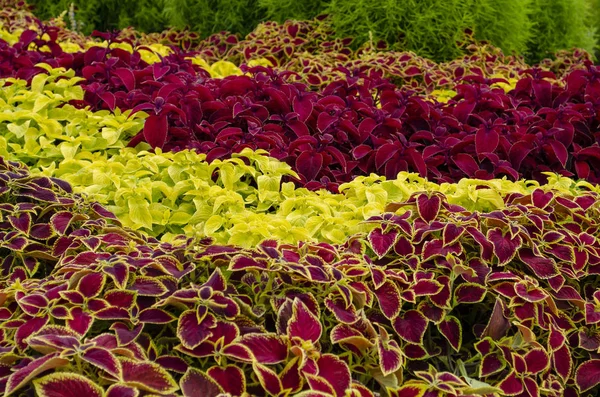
[1,3,600,397]
[22,0,599,62]
[3,157,600,396]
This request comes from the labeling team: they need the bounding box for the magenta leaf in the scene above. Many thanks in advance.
[143,113,169,149]
[240,333,288,364]
[454,283,487,304]
[287,298,322,343]
[33,373,103,397]
[368,227,399,258]
[177,310,216,350]
[81,347,121,378]
[316,354,352,397]
[393,310,428,344]
[5,354,69,396]
[296,151,324,181]
[207,365,245,396]
[576,359,600,392]
[487,228,522,266]
[416,194,441,223]
[374,281,402,319]
[180,367,222,397]
[119,358,179,394]
[438,316,462,352]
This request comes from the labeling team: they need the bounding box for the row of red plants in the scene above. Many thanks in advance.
[1,22,600,192]
[2,156,600,396]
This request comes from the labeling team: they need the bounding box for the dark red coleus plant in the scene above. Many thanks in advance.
[2,156,600,396]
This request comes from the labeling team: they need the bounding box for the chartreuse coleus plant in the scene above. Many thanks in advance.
[3,155,600,396]
[0,65,145,168]
[38,145,599,247]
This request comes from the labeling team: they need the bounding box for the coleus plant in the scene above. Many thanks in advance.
[40,143,600,248]
[0,65,145,169]
[2,156,600,396]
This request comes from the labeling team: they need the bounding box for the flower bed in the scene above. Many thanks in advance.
[1,2,600,397]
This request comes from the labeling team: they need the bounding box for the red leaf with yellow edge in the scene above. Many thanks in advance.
[207,365,245,396]
[239,333,288,364]
[454,283,487,304]
[378,338,404,376]
[33,373,103,397]
[106,384,139,397]
[316,354,351,397]
[438,316,462,352]
[177,309,216,350]
[119,357,179,394]
[387,383,428,397]
[368,227,399,258]
[393,310,428,344]
[81,347,121,378]
[5,354,69,396]
[416,194,441,223]
[288,298,322,343]
[253,362,283,396]
[374,281,402,319]
[180,367,223,397]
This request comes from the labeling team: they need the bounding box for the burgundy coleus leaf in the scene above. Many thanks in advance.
[329,324,374,351]
[180,367,223,397]
[438,316,462,352]
[475,126,500,155]
[5,354,70,396]
[553,343,572,382]
[207,365,245,396]
[104,289,136,309]
[32,372,103,397]
[143,114,169,149]
[413,279,443,297]
[374,281,402,319]
[77,272,105,299]
[130,276,167,296]
[110,323,144,346]
[16,316,49,350]
[487,228,522,266]
[498,371,523,395]
[239,333,288,364]
[368,227,399,258]
[229,255,268,271]
[325,293,358,324]
[119,357,179,394]
[518,248,559,279]
[81,347,121,378]
[105,384,139,397]
[514,282,548,302]
[576,359,600,393]
[416,194,441,223]
[524,348,549,374]
[138,308,176,324]
[253,362,283,396]
[480,353,506,377]
[377,338,404,377]
[8,213,31,234]
[454,283,487,304]
[315,354,352,397]
[393,310,428,344]
[67,307,93,336]
[177,309,216,350]
[280,357,302,394]
[296,151,324,181]
[288,298,322,343]
[50,212,75,235]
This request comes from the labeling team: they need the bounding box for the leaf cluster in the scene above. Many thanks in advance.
[3,156,600,395]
